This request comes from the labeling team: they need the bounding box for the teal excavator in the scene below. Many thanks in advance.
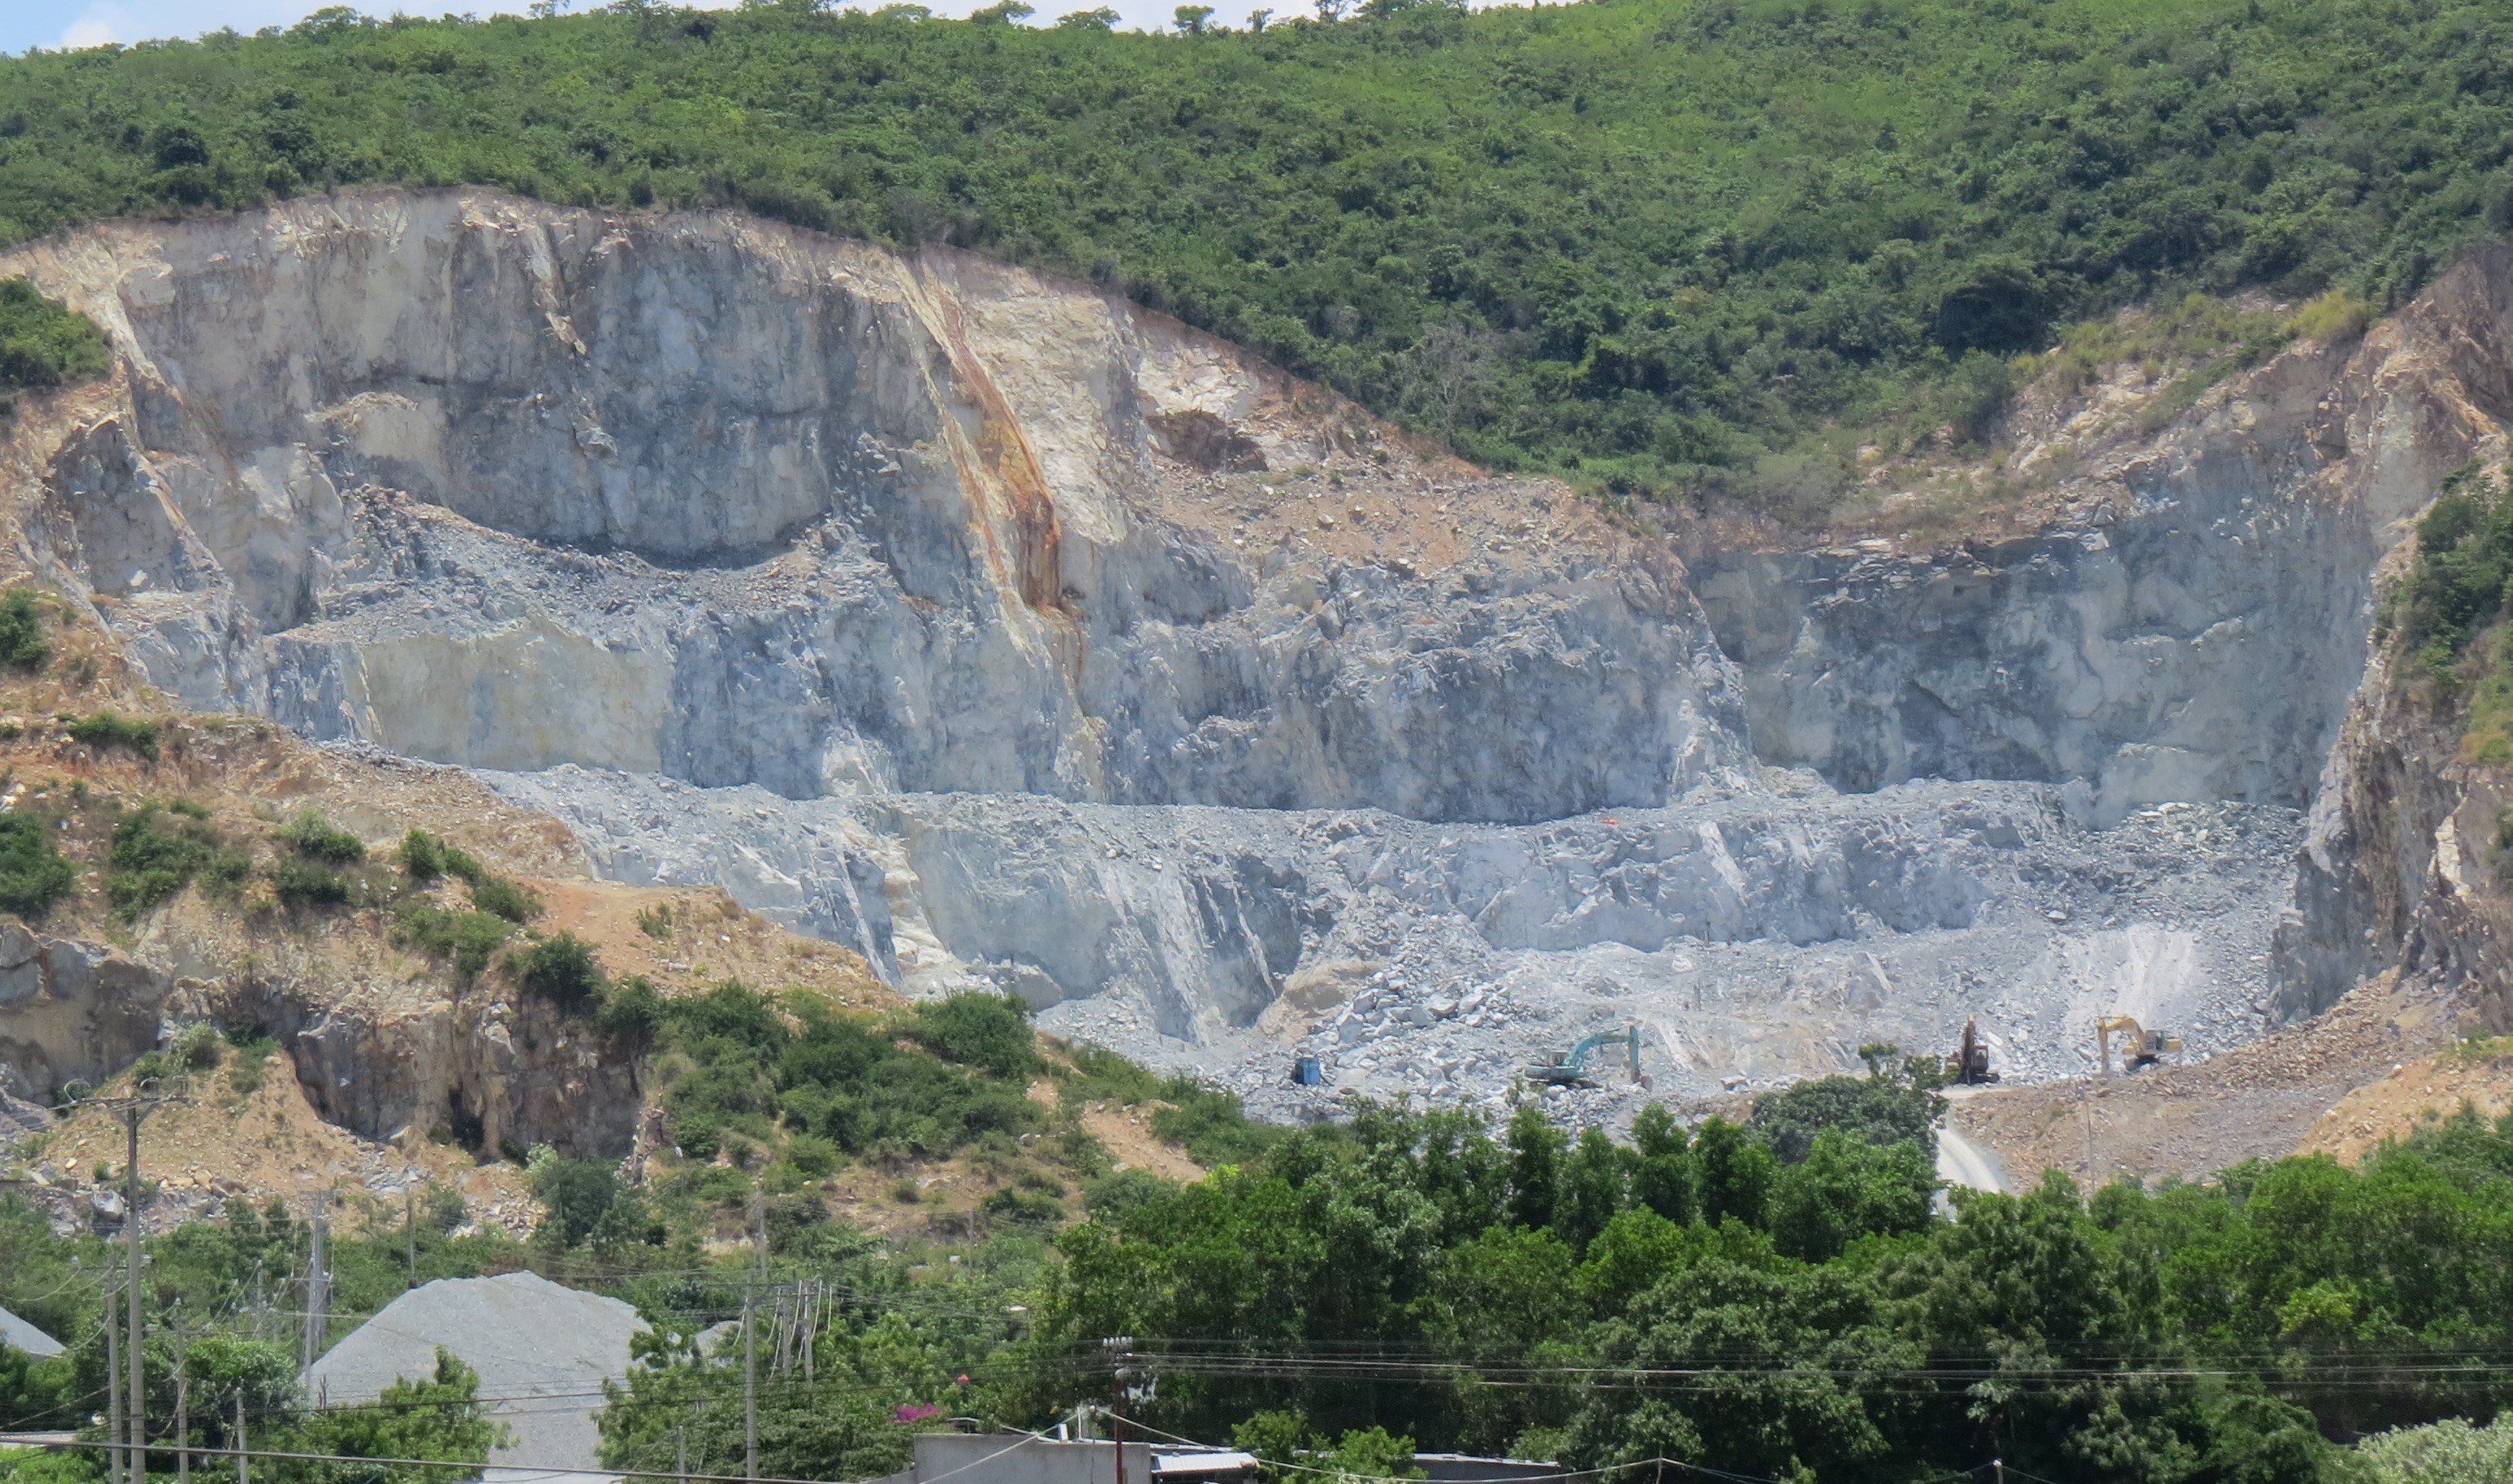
[1525,1025,1644,1086]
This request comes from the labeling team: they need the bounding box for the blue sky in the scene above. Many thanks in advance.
[1,0,1197,56]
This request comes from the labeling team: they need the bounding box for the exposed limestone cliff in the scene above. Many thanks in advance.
[1692,252,2513,824]
[7,189,2513,1137]
[3,191,1748,825]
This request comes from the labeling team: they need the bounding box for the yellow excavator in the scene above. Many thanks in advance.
[2096,1016,2182,1073]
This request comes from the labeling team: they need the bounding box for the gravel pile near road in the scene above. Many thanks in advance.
[307,1272,645,1476]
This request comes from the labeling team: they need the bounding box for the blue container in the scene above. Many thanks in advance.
[1292,1055,1324,1086]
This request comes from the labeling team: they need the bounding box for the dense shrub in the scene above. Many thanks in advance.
[594,974,664,1040]
[656,982,1044,1164]
[0,279,109,416]
[515,931,605,1007]
[272,856,350,907]
[393,902,515,982]
[277,809,366,864]
[398,828,482,884]
[107,801,248,917]
[0,590,48,670]
[67,711,159,760]
[0,812,76,920]
[908,992,1042,1079]
[1149,1082,1283,1168]
[468,875,542,924]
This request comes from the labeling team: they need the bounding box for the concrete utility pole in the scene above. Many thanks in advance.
[302,1197,331,1375]
[745,1190,764,1482]
[83,1072,185,1484]
[176,1334,191,1484]
[124,1105,146,1484]
[105,1277,122,1484]
[1102,1338,1136,1484]
[233,1388,249,1484]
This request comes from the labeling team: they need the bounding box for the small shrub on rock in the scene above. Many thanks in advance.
[0,812,77,920]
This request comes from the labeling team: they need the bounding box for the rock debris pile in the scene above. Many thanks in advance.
[495,766,2301,1113]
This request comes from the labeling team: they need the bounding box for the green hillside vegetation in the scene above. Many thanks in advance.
[0,277,110,416]
[2,0,2509,510]
[17,1040,2513,1482]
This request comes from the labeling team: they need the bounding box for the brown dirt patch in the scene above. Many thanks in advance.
[23,1043,537,1237]
[1078,1100,1205,1182]
[2297,1042,2513,1164]
[536,880,889,1007]
[1948,973,2463,1188]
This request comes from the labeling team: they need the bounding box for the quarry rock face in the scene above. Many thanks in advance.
[0,930,171,1102]
[1689,251,2513,823]
[9,191,1746,825]
[3,190,2511,1116]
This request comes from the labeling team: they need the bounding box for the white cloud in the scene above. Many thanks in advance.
[59,7,124,48]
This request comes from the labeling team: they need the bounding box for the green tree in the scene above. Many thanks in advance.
[1504,1103,1562,1233]
[1765,1128,1934,1263]
[910,992,1041,1078]
[1692,1118,1774,1229]
[1553,1127,1628,1254]
[281,1350,504,1484]
[1627,1103,1696,1225]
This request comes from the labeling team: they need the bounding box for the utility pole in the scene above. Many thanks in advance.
[1993,1461,2005,1484]
[105,1277,123,1484]
[233,1389,249,1484]
[302,1196,331,1375]
[123,1107,146,1484]
[405,1187,418,1290]
[744,1189,764,1482]
[176,1333,192,1484]
[82,1073,185,1484]
[1102,1338,1135,1484]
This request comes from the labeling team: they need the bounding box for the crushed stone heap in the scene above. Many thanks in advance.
[306,1271,644,1476]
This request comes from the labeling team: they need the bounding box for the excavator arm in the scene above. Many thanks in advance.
[1525,1025,1644,1086]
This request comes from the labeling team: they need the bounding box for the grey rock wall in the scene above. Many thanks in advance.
[3,191,1749,828]
[11,191,2508,1109]
[1689,296,2492,823]
[0,925,172,1102]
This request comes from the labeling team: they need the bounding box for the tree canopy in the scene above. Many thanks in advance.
[15,1051,2513,1482]
[1,0,2508,507]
